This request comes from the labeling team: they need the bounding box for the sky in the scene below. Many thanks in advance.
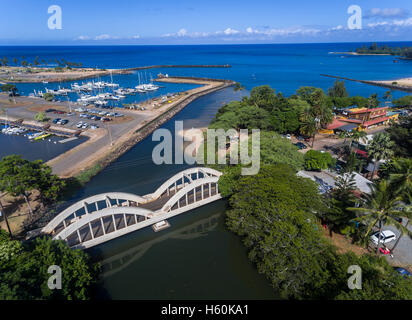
[1,0,412,45]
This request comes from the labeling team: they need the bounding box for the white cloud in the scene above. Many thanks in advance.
[75,35,90,40]
[367,21,390,28]
[330,25,344,31]
[365,8,409,19]
[177,28,188,37]
[223,28,239,35]
[393,17,412,26]
[95,34,112,40]
[131,35,140,39]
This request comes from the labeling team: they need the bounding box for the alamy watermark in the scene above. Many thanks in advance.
[152,121,260,176]
[347,5,362,30]
[347,265,362,290]
[47,265,62,290]
[48,5,62,30]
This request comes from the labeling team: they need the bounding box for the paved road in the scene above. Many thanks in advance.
[382,222,412,267]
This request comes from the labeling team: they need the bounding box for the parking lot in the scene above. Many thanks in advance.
[45,106,126,131]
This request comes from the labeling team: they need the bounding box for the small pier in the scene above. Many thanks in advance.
[59,137,79,144]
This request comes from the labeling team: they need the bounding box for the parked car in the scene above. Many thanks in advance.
[101,117,111,122]
[82,123,89,129]
[60,119,69,125]
[45,108,56,113]
[370,230,396,245]
[52,118,61,124]
[90,124,99,130]
[294,142,307,150]
[76,121,83,128]
[79,113,88,118]
[67,112,75,116]
[286,134,292,140]
[395,267,412,279]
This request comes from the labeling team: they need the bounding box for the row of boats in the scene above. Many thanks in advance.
[30,79,160,107]
[1,126,51,141]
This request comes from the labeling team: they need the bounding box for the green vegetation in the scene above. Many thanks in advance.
[224,164,412,299]
[304,149,336,171]
[354,43,412,58]
[0,230,98,300]
[210,83,412,300]
[0,56,83,68]
[0,155,66,215]
[349,180,412,253]
[386,114,412,158]
[367,132,394,177]
[393,96,412,107]
[43,92,54,101]
[34,112,49,122]
[0,84,18,96]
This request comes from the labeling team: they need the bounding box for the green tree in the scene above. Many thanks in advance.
[0,155,65,215]
[299,110,318,147]
[34,112,48,122]
[328,80,349,98]
[387,158,412,203]
[349,180,410,254]
[0,233,98,300]
[43,92,54,102]
[326,173,357,233]
[246,85,277,112]
[304,150,336,171]
[367,133,394,178]
[233,82,245,92]
[392,96,412,108]
[225,164,327,298]
[386,114,412,158]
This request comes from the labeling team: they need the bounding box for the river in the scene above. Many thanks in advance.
[72,87,277,299]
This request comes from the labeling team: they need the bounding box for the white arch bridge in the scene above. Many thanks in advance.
[41,167,222,249]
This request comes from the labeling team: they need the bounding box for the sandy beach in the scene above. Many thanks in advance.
[376,77,412,89]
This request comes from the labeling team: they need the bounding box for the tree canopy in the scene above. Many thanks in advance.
[0,231,98,300]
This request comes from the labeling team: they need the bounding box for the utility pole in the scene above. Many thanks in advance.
[106,123,113,146]
[0,199,12,239]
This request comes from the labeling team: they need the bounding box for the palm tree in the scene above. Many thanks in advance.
[350,130,367,145]
[299,111,319,147]
[383,90,393,106]
[388,158,412,200]
[366,133,394,179]
[349,180,410,254]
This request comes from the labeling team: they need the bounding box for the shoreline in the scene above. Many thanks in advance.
[321,74,412,93]
[0,64,231,83]
[329,52,393,56]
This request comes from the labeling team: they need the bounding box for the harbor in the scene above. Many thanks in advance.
[1,75,235,178]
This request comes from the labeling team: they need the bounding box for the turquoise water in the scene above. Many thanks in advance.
[1,43,412,299]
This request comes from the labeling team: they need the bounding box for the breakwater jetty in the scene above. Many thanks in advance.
[321,74,412,93]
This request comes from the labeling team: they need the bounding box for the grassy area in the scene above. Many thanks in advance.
[75,163,104,185]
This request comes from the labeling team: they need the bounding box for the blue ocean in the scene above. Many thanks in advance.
[1,42,412,99]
